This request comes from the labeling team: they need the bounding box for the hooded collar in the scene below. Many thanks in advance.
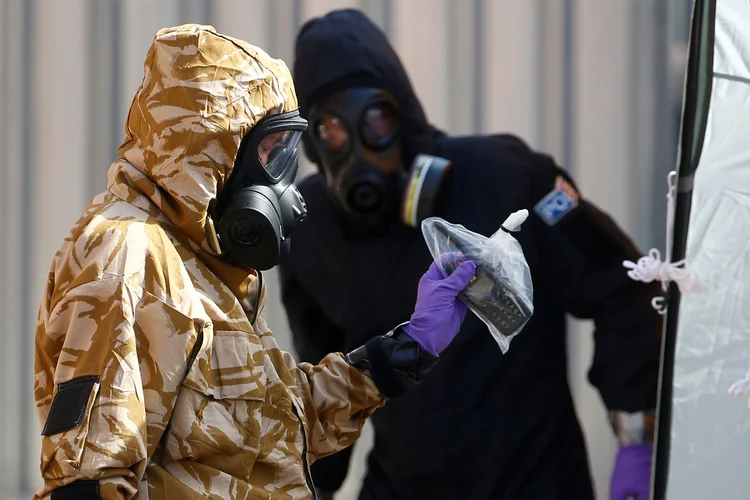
[108,24,298,313]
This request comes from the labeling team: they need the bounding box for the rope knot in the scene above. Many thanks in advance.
[623,249,699,293]
[622,171,699,314]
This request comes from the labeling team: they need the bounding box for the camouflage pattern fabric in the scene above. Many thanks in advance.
[33,24,384,500]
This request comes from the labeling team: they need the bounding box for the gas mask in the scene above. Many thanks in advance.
[207,109,309,271]
[307,88,451,230]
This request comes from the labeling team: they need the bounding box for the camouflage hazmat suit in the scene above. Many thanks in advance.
[33,25,438,499]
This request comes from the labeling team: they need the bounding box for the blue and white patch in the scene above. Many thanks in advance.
[534,186,578,226]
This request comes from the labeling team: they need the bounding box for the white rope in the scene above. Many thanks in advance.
[622,171,699,314]
[623,248,699,289]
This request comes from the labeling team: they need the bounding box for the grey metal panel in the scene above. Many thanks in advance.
[269,0,302,70]
[86,0,118,196]
[0,0,24,492]
[213,0,272,48]
[120,0,181,123]
[390,0,451,130]
[538,0,566,162]
[446,0,480,136]
[630,1,674,250]
[0,0,7,372]
[479,1,543,145]
[111,0,123,164]
[16,0,38,490]
[472,0,484,134]
[562,0,574,173]
[178,0,214,24]
[567,2,647,498]
[26,0,94,490]
[361,0,390,35]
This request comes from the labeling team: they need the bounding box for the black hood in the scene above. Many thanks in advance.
[293,8,441,167]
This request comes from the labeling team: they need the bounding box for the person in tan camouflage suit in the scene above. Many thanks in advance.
[33,24,476,500]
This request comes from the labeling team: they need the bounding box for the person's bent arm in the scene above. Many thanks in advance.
[34,277,201,500]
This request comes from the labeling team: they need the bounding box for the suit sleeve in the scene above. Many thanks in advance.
[290,352,384,463]
[34,277,201,500]
[525,154,663,413]
[278,263,358,491]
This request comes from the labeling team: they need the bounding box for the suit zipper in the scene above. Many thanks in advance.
[291,402,316,499]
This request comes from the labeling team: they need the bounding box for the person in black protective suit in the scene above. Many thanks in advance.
[280,9,662,500]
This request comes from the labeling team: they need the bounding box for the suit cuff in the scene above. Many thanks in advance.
[345,322,438,399]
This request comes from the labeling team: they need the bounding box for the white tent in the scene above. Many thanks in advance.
[654,0,750,498]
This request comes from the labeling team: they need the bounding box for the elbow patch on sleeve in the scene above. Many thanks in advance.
[42,375,100,436]
[51,480,101,499]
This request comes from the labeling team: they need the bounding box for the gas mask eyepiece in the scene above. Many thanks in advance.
[210,109,308,270]
[309,90,404,223]
[308,88,451,231]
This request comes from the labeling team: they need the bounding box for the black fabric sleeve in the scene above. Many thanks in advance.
[278,262,353,493]
[526,153,663,413]
[346,324,439,399]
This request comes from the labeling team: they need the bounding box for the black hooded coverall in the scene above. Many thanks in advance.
[280,9,662,500]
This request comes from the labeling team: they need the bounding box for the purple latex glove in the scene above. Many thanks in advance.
[610,443,653,500]
[402,259,477,356]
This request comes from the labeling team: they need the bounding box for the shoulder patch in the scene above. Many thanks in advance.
[533,175,579,226]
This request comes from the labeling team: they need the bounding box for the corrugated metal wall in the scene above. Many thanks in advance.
[0,0,690,498]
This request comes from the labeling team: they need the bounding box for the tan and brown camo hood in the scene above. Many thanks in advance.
[108,24,297,302]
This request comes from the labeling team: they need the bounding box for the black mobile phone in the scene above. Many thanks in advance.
[435,224,532,337]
